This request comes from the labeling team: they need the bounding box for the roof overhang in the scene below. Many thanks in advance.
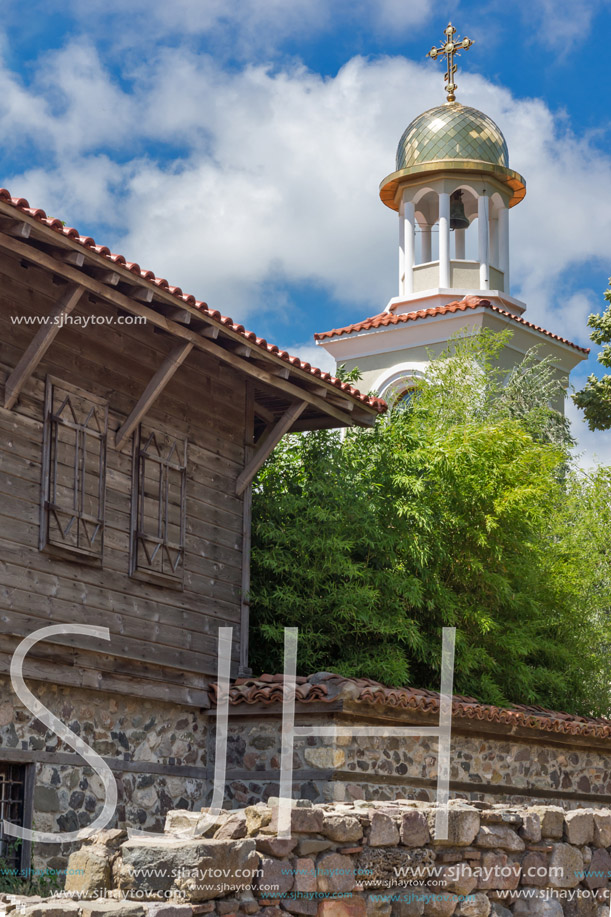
[380,160,527,211]
[315,299,588,375]
[0,194,386,433]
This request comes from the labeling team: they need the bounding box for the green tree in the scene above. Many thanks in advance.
[546,466,611,701]
[250,332,610,714]
[573,278,611,429]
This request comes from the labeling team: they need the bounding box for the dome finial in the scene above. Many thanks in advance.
[427,22,473,102]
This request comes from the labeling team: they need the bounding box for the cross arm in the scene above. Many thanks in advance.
[235,400,306,496]
[114,340,194,450]
[3,283,86,410]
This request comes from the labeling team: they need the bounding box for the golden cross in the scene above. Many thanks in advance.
[427,22,473,103]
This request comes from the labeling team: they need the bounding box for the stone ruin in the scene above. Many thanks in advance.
[3,800,611,917]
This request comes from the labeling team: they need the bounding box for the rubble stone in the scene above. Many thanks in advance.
[454,893,491,917]
[565,811,594,846]
[584,848,611,889]
[401,813,430,848]
[548,843,584,889]
[593,811,611,848]
[475,826,525,853]
[64,844,113,894]
[323,815,363,843]
[316,853,356,893]
[369,813,400,848]
[528,808,564,840]
[429,810,479,848]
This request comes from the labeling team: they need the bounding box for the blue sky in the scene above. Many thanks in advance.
[1,0,610,460]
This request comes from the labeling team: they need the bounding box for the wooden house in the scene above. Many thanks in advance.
[0,188,385,869]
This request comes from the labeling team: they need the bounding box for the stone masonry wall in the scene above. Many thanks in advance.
[9,799,611,916]
[223,712,611,810]
[6,677,611,883]
[0,676,209,872]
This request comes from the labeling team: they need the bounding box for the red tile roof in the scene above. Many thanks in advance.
[314,296,590,355]
[210,673,611,739]
[0,188,387,414]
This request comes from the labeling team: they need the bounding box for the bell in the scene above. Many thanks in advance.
[450,190,469,231]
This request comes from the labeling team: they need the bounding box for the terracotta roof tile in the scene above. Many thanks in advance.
[0,188,386,415]
[210,673,611,739]
[314,296,590,355]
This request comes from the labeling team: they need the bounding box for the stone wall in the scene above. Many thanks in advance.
[0,676,209,872]
[9,799,611,916]
[6,670,611,881]
[222,704,611,811]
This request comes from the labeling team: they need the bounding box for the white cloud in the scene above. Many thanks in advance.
[1,35,611,458]
[6,40,609,336]
[520,0,607,48]
[449,75,611,347]
[51,0,436,59]
[547,290,601,347]
[288,342,336,375]
[566,399,611,469]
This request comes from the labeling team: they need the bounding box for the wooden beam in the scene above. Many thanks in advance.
[3,283,85,410]
[236,400,306,495]
[329,395,354,411]
[254,400,275,424]
[115,340,194,449]
[239,382,255,677]
[155,304,191,324]
[0,746,209,779]
[268,365,290,379]
[58,250,85,267]
[201,325,219,339]
[88,268,120,285]
[304,383,328,398]
[129,286,154,303]
[233,344,251,358]
[0,231,362,427]
[0,219,31,239]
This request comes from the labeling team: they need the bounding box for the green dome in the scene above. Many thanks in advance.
[396,102,509,172]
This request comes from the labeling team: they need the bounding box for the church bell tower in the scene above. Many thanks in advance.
[382,24,526,314]
[315,24,587,406]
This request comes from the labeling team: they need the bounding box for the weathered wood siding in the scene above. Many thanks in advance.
[0,251,246,706]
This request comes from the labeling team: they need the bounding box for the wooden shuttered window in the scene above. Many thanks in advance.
[130,425,187,586]
[40,377,108,560]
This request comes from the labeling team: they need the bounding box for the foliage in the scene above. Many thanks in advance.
[545,466,611,701]
[573,278,611,429]
[412,329,574,450]
[250,332,611,715]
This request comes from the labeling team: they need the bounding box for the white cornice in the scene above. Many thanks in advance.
[316,307,587,372]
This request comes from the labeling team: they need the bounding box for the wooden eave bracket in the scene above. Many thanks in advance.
[328,394,354,412]
[254,400,275,424]
[87,267,120,285]
[236,400,307,495]
[58,250,85,267]
[154,303,191,325]
[0,219,31,239]
[3,283,86,410]
[271,366,291,379]
[115,340,194,450]
[126,285,154,304]
[352,408,377,426]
